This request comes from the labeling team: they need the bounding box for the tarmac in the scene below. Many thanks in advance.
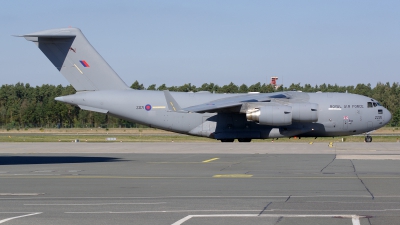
[0,142,399,225]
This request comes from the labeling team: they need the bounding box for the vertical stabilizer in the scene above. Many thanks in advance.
[22,28,128,91]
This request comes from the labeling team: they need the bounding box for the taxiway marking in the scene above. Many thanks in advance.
[202,158,219,163]
[171,214,363,225]
[0,212,42,224]
[213,174,253,178]
[24,202,165,206]
[0,193,43,196]
[0,175,399,179]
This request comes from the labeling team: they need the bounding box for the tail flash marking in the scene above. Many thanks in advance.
[163,90,186,112]
[169,102,176,111]
[79,60,90,67]
[21,28,129,91]
[73,64,83,74]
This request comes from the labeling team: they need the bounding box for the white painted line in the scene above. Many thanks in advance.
[2,194,397,200]
[171,215,192,225]
[10,174,60,176]
[170,214,364,225]
[271,208,400,212]
[0,193,43,196]
[25,202,166,206]
[64,208,400,214]
[0,212,42,224]
[352,215,361,225]
[0,212,40,214]
[65,210,260,214]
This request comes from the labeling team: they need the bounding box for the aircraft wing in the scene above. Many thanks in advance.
[183,93,289,113]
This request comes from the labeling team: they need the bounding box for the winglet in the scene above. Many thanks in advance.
[163,90,186,112]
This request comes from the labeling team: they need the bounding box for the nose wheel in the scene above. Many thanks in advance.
[365,136,372,143]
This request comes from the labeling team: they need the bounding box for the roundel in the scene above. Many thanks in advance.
[145,104,152,111]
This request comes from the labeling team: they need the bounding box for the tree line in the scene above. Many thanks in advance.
[0,81,399,130]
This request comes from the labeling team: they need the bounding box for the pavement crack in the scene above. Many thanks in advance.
[351,160,375,200]
[285,195,291,202]
[350,159,356,172]
[320,155,336,172]
[274,216,283,224]
[257,202,272,216]
[219,162,241,171]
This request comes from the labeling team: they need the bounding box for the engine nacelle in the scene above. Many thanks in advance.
[246,105,292,126]
[290,103,318,122]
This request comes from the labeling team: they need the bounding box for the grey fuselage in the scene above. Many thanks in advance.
[57,90,391,140]
[20,27,392,140]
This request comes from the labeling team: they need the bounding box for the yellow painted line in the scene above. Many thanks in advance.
[152,106,166,109]
[202,158,219,163]
[73,64,83,74]
[0,175,399,179]
[213,174,253,178]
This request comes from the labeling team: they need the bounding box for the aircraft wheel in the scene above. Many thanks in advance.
[365,136,372,143]
[220,139,234,142]
[238,138,251,142]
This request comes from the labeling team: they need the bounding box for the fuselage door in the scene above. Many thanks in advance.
[367,121,373,129]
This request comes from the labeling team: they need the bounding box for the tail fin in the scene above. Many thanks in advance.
[21,28,128,91]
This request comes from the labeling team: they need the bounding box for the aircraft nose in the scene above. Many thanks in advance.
[385,108,392,125]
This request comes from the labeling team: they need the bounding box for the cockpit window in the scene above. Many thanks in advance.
[367,102,373,108]
[376,102,382,106]
[373,103,377,107]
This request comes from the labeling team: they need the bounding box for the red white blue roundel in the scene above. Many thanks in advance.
[145,104,152,111]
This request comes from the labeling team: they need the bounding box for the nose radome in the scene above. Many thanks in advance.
[386,108,392,125]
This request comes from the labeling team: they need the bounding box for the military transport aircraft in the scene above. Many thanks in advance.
[20,28,391,142]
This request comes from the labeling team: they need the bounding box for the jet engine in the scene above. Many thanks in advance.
[290,103,318,122]
[246,105,292,126]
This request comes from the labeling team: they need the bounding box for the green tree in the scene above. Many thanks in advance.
[130,80,144,90]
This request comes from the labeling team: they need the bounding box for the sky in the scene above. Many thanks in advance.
[1,0,399,88]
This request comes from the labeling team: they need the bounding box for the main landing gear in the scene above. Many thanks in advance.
[238,138,251,142]
[365,135,372,143]
[220,139,234,142]
[220,138,252,142]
